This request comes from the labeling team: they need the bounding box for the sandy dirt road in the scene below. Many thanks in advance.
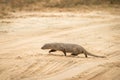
[0,11,120,80]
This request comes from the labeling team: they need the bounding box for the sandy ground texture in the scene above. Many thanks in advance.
[0,11,120,80]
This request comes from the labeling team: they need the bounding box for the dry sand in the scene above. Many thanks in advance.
[0,11,120,80]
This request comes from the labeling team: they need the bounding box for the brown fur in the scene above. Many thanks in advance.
[41,43,105,58]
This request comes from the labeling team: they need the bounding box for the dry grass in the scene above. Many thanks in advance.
[0,0,120,18]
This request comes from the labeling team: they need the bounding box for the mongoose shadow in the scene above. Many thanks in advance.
[41,43,106,58]
[48,53,91,59]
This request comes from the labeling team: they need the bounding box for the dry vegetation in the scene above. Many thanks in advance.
[0,0,120,18]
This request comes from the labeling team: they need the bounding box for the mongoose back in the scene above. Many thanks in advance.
[41,43,105,58]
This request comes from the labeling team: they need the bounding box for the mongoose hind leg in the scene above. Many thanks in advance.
[49,49,56,53]
[84,53,88,58]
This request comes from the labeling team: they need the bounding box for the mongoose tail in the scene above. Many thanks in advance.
[87,52,106,58]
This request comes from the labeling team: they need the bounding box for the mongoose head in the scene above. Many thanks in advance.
[41,43,51,49]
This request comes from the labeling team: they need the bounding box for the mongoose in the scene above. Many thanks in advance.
[41,43,105,58]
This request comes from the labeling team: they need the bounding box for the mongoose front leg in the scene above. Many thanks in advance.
[49,49,56,53]
[62,49,66,56]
